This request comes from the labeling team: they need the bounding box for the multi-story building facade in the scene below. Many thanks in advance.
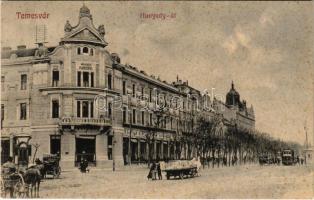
[0,5,255,168]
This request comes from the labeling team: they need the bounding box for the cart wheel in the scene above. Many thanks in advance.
[55,166,61,178]
[53,167,60,179]
[0,178,4,192]
[13,180,26,198]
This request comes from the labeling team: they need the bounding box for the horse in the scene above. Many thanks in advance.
[35,158,46,179]
[20,166,41,198]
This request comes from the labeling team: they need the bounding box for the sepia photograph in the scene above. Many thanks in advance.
[0,1,313,199]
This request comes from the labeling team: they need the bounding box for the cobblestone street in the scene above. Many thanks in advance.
[38,164,313,199]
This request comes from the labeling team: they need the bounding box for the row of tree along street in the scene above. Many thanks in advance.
[142,108,302,168]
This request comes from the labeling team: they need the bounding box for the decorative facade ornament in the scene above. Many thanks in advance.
[64,20,72,32]
[98,25,105,37]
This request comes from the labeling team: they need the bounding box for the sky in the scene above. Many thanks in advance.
[1,1,313,145]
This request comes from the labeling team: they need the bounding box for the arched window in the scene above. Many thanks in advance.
[82,47,89,54]
[77,47,81,55]
[90,48,94,56]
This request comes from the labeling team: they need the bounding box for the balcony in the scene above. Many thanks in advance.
[60,117,112,127]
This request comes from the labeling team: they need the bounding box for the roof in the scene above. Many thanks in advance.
[1,47,56,59]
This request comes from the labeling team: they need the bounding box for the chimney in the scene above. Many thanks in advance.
[2,47,12,51]
[17,45,26,50]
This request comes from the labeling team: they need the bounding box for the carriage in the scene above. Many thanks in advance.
[1,169,27,198]
[42,154,61,178]
[161,158,201,180]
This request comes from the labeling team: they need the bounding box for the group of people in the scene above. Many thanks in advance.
[147,162,162,180]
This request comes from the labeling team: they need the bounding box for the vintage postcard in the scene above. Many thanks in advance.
[0,1,313,199]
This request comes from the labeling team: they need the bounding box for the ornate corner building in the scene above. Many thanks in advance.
[0,6,255,168]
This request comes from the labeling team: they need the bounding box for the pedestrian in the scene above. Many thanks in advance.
[147,162,156,180]
[157,163,162,180]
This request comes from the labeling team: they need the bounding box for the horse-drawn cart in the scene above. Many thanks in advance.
[164,166,198,180]
[42,154,61,178]
[161,158,201,180]
[1,169,27,198]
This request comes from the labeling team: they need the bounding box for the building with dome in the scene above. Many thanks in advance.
[0,5,255,169]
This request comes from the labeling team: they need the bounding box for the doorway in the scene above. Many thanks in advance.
[75,136,96,166]
[17,142,29,166]
[1,139,10,164]
[50,135,61,155]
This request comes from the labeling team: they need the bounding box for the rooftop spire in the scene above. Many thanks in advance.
[79,4,92,19]
[231,81,234,89]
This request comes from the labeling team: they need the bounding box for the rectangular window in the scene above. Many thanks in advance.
[83,72,89,87]
[90,101,94,118]
[129,112,132,124]
[1,76,5,91]
[77,101,81,117]
[132,84,135,97]
[77,72,81,87]
[108,102,112,117]
[141,87,144,99]
[149,89,152,102]
[122,81,126,95]
[1,104,4,129]
[108,74,112,89]
[141,111,145,125]
[21,74,27,90]
[170,117,173,129]
[20,103,27,120]
[52,100,59,118]
[82,101,89,118]
[52,71,59,87]
[132,109,136,124]
[122,107,127,123]
[150,113,153,126]
[91,72,94,87]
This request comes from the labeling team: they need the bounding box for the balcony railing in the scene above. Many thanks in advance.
[60,117,112,126]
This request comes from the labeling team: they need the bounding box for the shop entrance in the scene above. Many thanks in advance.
[1,139,10,164]
[75,136,96,166]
